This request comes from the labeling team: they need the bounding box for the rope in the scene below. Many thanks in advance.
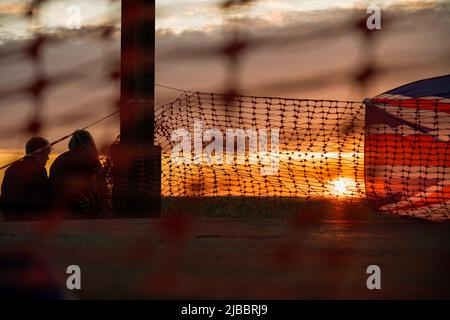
[0,84,191,172]
[155,84,365,104]
[155,83,191,93]
[0,110,119,171]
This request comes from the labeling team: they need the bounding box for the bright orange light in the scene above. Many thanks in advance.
[328,177,357,198]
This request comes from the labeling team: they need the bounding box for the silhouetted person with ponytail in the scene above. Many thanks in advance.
[0,137,51,221]
[49,130,107,218]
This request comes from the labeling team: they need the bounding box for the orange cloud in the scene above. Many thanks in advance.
[0,3,27,16]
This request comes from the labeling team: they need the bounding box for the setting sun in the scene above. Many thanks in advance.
[328,177,358,198]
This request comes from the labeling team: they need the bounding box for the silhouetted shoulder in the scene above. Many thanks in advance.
[51,150,100,176]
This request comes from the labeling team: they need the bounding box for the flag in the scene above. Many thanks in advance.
[364,74,450,221]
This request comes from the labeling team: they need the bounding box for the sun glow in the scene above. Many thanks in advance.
[328,177,358,198]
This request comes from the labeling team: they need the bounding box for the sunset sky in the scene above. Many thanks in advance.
[0,0,449,186]
[1,1,446,37]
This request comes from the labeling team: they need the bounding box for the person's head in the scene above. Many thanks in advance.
[69,130,97,155]
[25,137,51,167]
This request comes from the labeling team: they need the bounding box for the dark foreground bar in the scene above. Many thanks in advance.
[3,300,448,319]
[0,201,450,299]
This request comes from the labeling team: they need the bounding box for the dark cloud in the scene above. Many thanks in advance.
[156,4,450,99]
[0,2,449,152]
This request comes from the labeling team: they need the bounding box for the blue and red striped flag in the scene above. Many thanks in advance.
[364,74,450,221]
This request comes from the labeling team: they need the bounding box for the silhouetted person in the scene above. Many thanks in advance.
[0,137,51,221]
[49,130,106,218]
